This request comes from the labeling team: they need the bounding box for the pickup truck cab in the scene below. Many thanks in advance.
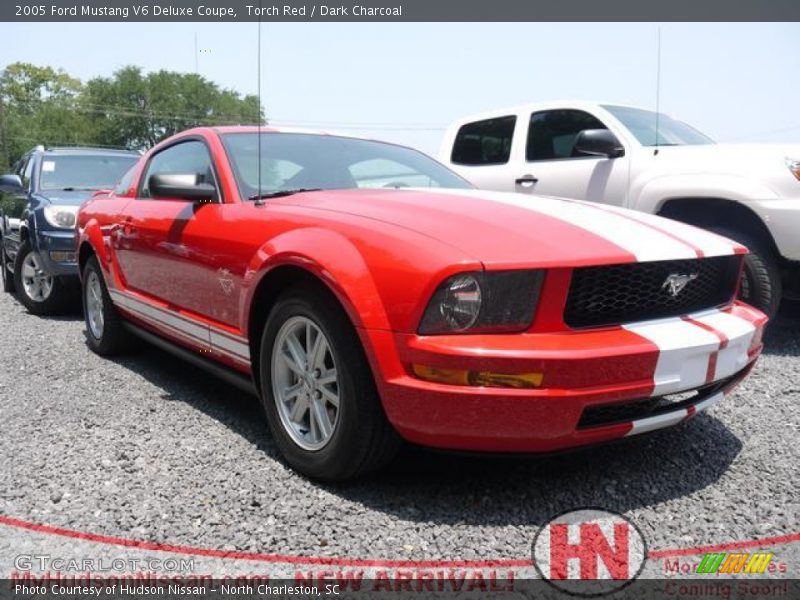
[439,101,800,317]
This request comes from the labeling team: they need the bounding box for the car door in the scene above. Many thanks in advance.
[446,115,519,192]
[515,109,630,206]
[114,139,224,321]
[1,155,34,255]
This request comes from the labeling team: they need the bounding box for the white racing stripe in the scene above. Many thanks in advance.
[624,391,725,437]
[688,309,757,382]
[579,202,739,258]
[623,316,720,395]
[415,188,701,262]
[108,289,250,363]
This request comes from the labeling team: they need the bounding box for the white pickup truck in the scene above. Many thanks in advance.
[439,101,800,317]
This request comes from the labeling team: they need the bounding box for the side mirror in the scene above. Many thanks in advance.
[574,129,625,159]
[0,174,24,193]
[149,173,217,202]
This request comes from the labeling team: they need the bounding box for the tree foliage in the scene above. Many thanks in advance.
[0,62,264,170]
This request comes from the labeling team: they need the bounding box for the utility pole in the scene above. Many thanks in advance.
[194,33,199,74]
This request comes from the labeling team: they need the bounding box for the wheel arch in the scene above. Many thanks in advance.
[244,228,392,394]
[656,197,780,257]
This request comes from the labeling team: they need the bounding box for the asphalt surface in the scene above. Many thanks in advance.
[0,289,798,561]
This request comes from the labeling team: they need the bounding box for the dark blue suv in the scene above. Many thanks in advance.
[0,146,139,314]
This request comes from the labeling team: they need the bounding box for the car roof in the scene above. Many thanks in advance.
[34,146,140,157]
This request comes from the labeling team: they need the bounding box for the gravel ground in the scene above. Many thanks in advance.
[0,289,798,561]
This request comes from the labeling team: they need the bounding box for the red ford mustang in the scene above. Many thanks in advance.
[76,126,767,481]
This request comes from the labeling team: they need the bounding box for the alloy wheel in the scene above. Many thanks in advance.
[20,250,53,302]
[271,315,340,451]
[85,270,105,339]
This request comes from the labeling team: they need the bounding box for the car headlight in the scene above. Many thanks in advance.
[43,205,78,229]
[419,270,544,334]
[786,157,800,181]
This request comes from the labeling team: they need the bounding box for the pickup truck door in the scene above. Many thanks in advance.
[513,109,630,206]
[114,139,223,322]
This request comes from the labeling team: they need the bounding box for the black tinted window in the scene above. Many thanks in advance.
[141,141,215,199]
[451,116,516,165]
[527,110,608,161]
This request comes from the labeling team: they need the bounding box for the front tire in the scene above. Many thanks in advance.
[259,287,400,481]
[82,255,132,355]
[1,242,14,293]
[13,240,68,315]
[710,227,782,318]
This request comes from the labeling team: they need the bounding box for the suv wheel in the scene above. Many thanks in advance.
[259,287,400,481]
[1,243,14,293]
[711,227,782,319]
[82,256,132,355]
[13,240,68,315]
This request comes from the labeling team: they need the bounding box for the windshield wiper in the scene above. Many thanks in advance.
[59,186,101,191]
[248,188,322,201]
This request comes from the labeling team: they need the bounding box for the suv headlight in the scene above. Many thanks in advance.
[786,157,800,181]
[419,270,544,334]
[43,205,78,229]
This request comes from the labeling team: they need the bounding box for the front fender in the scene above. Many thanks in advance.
[634,173,780,214]
[242,227,391,333]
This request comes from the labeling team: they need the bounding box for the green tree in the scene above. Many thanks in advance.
[82,66,263,149]
[0,62,89,170]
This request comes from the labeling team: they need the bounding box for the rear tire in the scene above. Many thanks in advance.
[709,227,781,319]
[13,240,69,315]
[259,286,401,481]
[82,255,132,355]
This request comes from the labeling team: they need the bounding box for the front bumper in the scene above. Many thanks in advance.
[367,302,767,453]
[34,230,78,277]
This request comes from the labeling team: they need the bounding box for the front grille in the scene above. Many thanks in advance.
[564,256,741,328]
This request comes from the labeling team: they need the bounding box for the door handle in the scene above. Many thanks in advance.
[515,175,539,188]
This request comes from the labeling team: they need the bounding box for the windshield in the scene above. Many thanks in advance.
[39,154,139,191]
[603,105,714,147]
[220,132,471,199]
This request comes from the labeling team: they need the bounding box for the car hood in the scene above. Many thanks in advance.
[35,189,99,206]
[277,188,742,268]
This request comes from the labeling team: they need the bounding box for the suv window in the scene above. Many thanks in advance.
[527,110,608,161]
[140,140,216,199]
[22,156,35,189]
[451,116,516,166]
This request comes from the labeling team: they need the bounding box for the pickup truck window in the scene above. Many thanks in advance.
[221,132,471,198]
[451,116,516,166]
[602,105,714,146]
[526,110,608,161]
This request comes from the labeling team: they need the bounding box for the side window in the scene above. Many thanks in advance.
[114,166,138,196]
[140,141,216,199]
[526,110,608,161]
[22,157,35,189]
[451,116,516,166]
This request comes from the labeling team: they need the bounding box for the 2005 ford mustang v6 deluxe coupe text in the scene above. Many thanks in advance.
[76,126,767,481]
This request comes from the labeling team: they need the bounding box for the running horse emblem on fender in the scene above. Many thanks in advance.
[662,273,699,298]
[217,268,234,296]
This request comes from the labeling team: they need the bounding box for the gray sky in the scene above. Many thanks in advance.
[1,22,798,154]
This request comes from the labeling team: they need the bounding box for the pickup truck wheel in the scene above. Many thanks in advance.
[1,244,14,293]
[259,288,400,481]
[13,240,68,315]
[710,227,782,319]
[82,256,132,355]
